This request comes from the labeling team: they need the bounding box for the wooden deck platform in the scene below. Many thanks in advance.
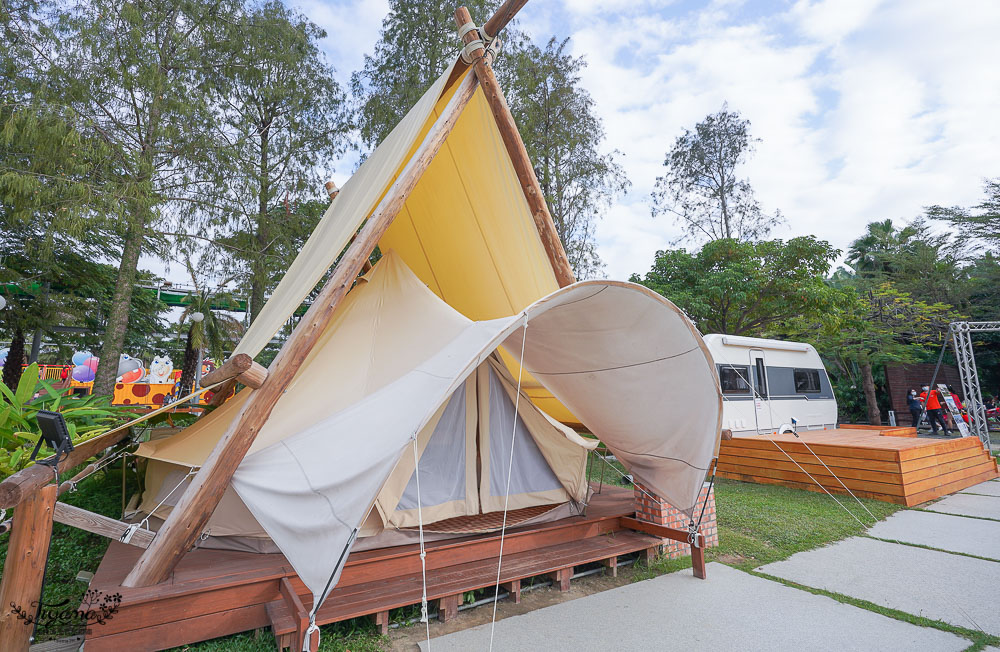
[718,427,999,506]
[82,486,660,651]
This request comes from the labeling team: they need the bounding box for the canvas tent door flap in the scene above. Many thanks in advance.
[371,354,590,533]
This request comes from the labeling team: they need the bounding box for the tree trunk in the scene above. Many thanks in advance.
[94,217,145,397]
[2,326,26,390]
[859,355,881,426]
[28,328,43,363]
[177,326,198,395]
[248,119,271,326]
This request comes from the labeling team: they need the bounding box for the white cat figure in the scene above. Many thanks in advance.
[148,355,174,384]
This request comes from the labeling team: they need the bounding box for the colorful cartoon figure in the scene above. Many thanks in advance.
[148,355,174,384]
[116,354,145,384]
[71,351,99,383]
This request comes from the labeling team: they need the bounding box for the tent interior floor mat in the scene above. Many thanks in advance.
[402,504,560,533]
[82,485,653,651]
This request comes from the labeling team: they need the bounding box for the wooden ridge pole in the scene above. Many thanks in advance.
[122,69,482,589]
[0,484,57,650]
[52,502,156,549]
[201,353,267,389]
[454,4,576,287]
[481,0,529,41]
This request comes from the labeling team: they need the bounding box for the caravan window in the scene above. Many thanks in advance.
[719,366,751,394]
[794,369,822,393]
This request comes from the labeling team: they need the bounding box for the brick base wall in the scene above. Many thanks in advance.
[634,482,719,559]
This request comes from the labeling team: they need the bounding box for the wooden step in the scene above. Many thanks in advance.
[268,530,661,639]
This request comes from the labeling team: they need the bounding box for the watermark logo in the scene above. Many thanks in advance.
[11,589,122,636]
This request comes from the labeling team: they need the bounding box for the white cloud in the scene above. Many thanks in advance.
[557,0,1000,277]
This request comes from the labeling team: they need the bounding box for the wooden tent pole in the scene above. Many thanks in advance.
[0,484,57,650]
[481,0,529,41]
[454,5,576,287]
[121,69,482,589]
[326,181,373,274]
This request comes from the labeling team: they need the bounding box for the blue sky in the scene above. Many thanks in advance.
[149,0,1000,285]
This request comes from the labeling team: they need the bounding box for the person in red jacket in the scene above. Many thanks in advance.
[948,386,970,424]
[919,386,949,435]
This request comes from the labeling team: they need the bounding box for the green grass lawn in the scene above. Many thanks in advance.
[710,478,901,570]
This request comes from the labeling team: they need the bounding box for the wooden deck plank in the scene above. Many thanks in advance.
[719,427,998,506]
[906,468,1000,506]
[304,531,658,626]
[716,470,909,504]
[717,463,909,497]
[719,454,905,484]
[84,603,267,652]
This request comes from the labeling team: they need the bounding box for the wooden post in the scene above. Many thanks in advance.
[455,5,576,287]
[501,579,521,603]
[621,517,709,580]
[438,593,460,622]
[0,484,57,650]
[278,578,309,652]
[691,539,707,580]
[373,610,390,635]
[546,567,572,592]
[122,70,482,589]
[206,377,238,408]
[481,0,529,41]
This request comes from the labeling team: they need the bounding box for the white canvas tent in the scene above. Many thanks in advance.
[130,38,723,611]
[135,250,721,605]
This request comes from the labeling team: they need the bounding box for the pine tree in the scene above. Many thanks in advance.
[498,37,628,278]
[350,0,499,149]
[207,1,351,325]
[352,3,625,278]
[38,0,241,396]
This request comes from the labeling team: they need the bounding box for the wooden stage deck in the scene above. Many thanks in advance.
[717,427,999,506]
[83,486,660,651]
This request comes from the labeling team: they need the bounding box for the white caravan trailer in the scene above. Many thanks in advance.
[703,334,838,436]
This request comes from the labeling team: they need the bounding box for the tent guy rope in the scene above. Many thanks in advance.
[412,432,431,650]
[489,315,528,652]
[714,356,875,527]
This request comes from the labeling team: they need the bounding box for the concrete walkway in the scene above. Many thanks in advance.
[926,492,1000,520]
[868,508,1000,560]
[760,536,1000,635]
[761,478,1000,637]
[419,563,967,652]
[423,480,999,650]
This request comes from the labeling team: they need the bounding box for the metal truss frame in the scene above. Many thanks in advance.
[949,321,1000,449]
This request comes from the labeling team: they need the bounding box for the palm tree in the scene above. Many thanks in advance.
[175,279,244,396]
[846,219,918,277]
